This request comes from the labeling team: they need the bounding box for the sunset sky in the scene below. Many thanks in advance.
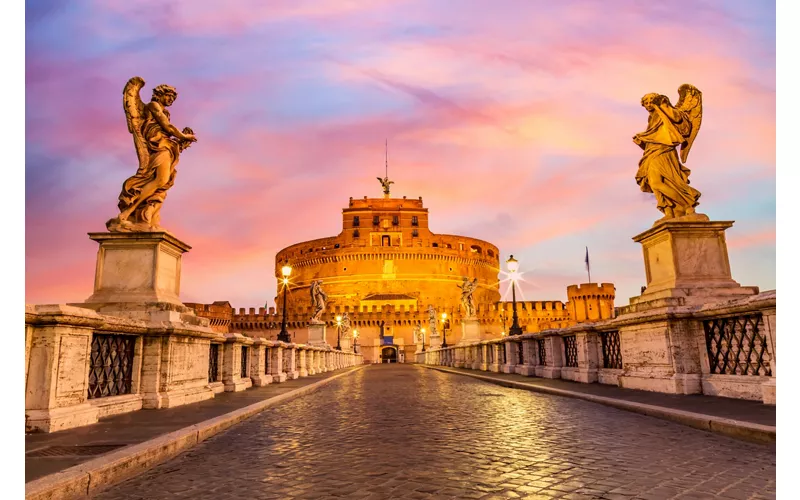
[25,0,776,310]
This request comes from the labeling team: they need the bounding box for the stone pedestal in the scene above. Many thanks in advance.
[459,318,481,345]
[308,323,329,347]
[428,334,442,350]
[626,217,757,311]
[341,337,353,353]
[85,232,190,307]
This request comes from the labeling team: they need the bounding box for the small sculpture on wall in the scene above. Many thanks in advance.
[310,280,327,324]
[427,304,438,336]
[458,277,479,318]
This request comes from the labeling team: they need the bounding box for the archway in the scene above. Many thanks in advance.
[381,346,397,363]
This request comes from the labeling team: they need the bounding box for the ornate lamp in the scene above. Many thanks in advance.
[277,262,292,342]
[335,315,342,351]
[441,312,448,348]
[507,255,523,336]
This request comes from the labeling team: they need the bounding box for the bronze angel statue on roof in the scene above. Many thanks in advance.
[633,84,703,222]
[106,77,197,232]
[377,176,394,196]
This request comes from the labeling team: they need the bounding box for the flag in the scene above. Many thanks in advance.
[585,246,591,283]
[585,247,590,272]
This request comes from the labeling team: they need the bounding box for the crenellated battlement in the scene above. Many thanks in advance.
[566,283,616,299]
[566,282,616,323]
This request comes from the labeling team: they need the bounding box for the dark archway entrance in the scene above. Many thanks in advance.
[381,346,397,363]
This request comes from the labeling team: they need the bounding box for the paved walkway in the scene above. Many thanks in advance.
[25,367,361,483]
[423,366,775,427]
[99,364,775,500]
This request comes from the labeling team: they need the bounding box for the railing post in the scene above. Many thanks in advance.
[480,343,489,371]
[298,348,309,377]
[270,343,287,383]
[501,341,516,373]
[250,338,272,386]
[517,338,536,376]
[25,305,103,432]
[574,331,599,383]
[222,333,254,392]
[542,336,563,379]
[489,343,501,373]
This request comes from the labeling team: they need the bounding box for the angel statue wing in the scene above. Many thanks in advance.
[123,76,149,173]
[310,281,318,306]
[675,83,702,164]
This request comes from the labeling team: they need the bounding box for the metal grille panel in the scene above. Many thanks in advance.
[704,314,771,376]
[564,336,578,368]
[488,345,494,364]
[517,342,525,365]
[208,344,219,382]
[240,346,249,377]
[600,331,623,369]
[88,334,136,399]
[537,339,547,365]
[265,348,270,374]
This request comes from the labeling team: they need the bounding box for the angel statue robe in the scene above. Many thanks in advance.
[117,107,182,228]
[634,103,701,214]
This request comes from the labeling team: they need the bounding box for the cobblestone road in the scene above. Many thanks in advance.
[100,365,775,500]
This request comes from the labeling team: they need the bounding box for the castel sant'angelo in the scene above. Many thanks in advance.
[187,176,616,364]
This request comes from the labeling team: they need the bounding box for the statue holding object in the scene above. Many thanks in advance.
[107,76,197,232]
[310,280,327,324]
[633,84,703,222]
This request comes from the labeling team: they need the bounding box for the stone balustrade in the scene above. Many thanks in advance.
[24,304,363,433]
[416,291,776,405]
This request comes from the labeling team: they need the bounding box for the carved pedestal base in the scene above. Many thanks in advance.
[621,216,758,313]
[459,319,481,345]
[85,232,190,307]
[308,324,329,347]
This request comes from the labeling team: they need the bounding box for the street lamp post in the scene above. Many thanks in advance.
[277,263,292,342]
[335,315,342,351]
[507,255,523,336]
[353,329,359,354]
[441,312,448,348]
[421,327,426,352]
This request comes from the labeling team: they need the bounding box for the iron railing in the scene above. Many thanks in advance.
[517,341,524,365]
[564,336,578,368]
[88,334,136,399]
[600,331,623,369]
[537,339,547,366]
[208,343,220,382]
[704,314,771,376]
[240,346,249,377]
[265,348,270,374]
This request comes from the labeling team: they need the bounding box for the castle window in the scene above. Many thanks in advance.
[432,243,439,247]
[470,245,482,254]
[459,243,464,251]
[353,230,360,238]
[412,229,419,237]
[373,216,379,225]
[392,215,399,226]
[447,244,452,249]
[487,250,495,257]
[353,216,360,227]
[334,243,340,249]
[411,216,419,226]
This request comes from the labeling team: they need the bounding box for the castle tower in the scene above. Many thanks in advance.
[566,283,616,323]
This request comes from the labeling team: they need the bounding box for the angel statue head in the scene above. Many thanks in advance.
[152,84,178,106]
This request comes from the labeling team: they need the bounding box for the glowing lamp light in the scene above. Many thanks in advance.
[353,329,359,339]
[506,255,519,275]
[336,315,342,325]
[441,312,447,320]
[281,263,292,278]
